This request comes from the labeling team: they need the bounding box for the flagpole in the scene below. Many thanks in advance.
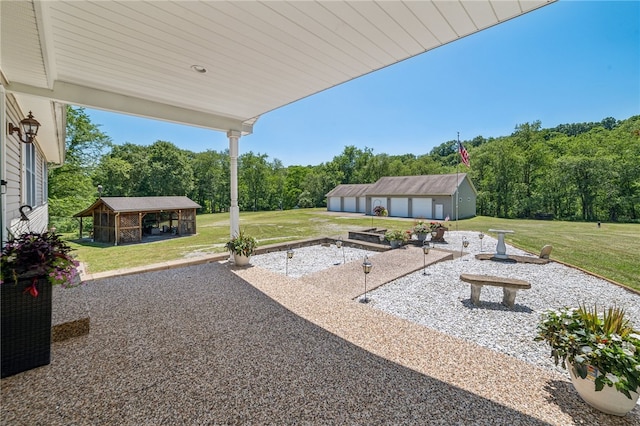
[456,132,459,232]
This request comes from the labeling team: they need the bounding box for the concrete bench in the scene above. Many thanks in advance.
[459,273,530,308]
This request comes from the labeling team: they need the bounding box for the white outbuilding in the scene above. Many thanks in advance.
[326,173,476,220]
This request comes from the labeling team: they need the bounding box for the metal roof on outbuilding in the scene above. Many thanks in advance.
[325,184,373,198]
[367,174,475,196]
[74,196,201,217]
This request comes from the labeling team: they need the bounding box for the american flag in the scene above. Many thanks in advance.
[458,141,470,167]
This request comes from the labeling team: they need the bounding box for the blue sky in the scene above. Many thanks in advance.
[85,0,639,167]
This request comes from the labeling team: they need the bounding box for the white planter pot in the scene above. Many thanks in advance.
[568,363,639,416]
[389,240,403,249]
[233,253,251,266]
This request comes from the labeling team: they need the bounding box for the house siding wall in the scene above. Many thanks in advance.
[454,179,477,219]
[431,197,451,220]
[5,98,22,229]
[3,94,49,239]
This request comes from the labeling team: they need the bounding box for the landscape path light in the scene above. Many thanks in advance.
[285,248,294,276]
[335,238,345,265]
[422,241,430,276]
[461,236,469,257]
[478,232,485,251]
[360,255,373,303]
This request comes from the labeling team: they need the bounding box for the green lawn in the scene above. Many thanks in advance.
[67,209,640,292]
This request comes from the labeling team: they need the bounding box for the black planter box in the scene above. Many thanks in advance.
[1,277,52,378]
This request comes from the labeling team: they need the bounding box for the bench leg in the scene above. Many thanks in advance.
[502,288,517,308]
[470,284,482,306]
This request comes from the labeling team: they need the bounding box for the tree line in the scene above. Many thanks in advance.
[48,107,640,232]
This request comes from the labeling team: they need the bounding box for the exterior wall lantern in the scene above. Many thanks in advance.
[8,111,40,144]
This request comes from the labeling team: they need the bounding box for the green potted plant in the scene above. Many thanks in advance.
[535,305,640,416]
[384,229,409,249]
[1,231,80,378]
[412,220,430,241]
[225,230,257,266]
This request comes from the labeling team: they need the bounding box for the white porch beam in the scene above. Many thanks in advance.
[4,80,254,135]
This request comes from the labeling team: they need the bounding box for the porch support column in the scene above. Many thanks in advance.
[228,130,241,238]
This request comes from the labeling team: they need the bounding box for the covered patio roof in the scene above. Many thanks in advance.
[1,1,556,236]
[3,1,555,147]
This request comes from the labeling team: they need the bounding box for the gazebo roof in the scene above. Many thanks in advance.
[74,196,201,217]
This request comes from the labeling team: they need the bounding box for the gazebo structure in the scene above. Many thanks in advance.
[74,196,201,245]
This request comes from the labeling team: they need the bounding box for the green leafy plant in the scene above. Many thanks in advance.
[1,232,81,297]
[384,229,409,242]
[225,230,257,257]
[535,305,640,399]
[412,220,430,234]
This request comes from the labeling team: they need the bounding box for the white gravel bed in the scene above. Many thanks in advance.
[368,231,640,375]
[252,232,640,377]
[250,245,379,278]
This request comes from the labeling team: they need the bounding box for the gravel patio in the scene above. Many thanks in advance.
[1,236,638,425]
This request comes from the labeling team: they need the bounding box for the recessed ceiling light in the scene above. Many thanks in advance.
[190,65,207,74]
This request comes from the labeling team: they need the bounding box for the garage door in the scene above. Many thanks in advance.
[412,198,433,219]
[343,197,356,212]
[390,197,409,217]
[357,197,366,213]
[328,197,341,211]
